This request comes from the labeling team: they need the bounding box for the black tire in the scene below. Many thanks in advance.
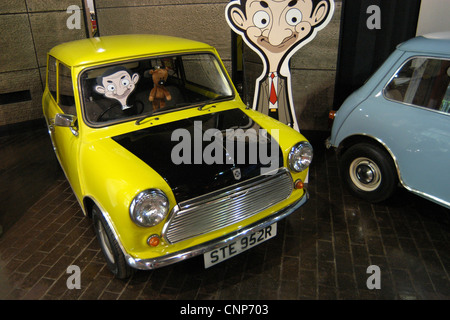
[92,206,134,279]
[340,143,398,203]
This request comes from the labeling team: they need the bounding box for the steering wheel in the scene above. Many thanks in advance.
[96,100,144,122]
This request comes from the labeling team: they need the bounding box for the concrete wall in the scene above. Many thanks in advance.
[416,0,450,36]
[0,0,341,131]
[95,0,233,72]
[0,0,86,126]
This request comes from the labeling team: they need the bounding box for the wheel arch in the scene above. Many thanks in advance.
[337,134,403,185]
[82,196,96,218]
[82,196,125,255]
[337,134,450,208]
[82,195,133,272]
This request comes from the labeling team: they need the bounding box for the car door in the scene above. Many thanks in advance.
[381,55,450,206]
[44,56,83,202]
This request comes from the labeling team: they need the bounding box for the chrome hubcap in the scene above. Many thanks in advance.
[356,164,375,184]
[349,157,381,192]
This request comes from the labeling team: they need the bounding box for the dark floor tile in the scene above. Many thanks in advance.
[1,128,449,301]
[351,244,370,267]
[279,280,299,300]
[22,277,55,300]
[318,285,337,299]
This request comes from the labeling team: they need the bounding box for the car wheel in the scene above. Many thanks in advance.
[92,206,134,279]
[340,143,398,203]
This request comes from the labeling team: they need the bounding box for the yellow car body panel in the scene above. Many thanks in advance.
[80,105,309,260]
[50,34,213,69]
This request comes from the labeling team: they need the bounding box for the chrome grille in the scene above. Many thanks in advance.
[162,169,293,244]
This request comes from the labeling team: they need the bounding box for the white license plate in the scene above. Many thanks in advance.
[204,223,277,268]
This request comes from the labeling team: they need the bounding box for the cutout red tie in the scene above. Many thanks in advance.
[269,73,277,105]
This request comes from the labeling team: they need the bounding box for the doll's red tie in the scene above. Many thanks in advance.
[270,73,277,105]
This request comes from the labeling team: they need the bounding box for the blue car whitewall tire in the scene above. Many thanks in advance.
[340,143,398,203]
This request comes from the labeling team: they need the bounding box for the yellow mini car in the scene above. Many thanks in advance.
[43,34,312,278]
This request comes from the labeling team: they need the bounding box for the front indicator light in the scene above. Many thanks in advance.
[147,235,160,247]
[294,179,304,190]
[329,110,336,120]
[328,110,337,128]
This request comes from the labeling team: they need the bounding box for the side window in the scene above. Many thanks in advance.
[384,57,450,113]
[59,63,76,115]
[47,56,57,101]
[441,69,450,113]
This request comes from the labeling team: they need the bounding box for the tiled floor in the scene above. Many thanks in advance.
[0,125,449,300]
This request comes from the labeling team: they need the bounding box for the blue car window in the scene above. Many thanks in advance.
[384,57,450,113]
[440,81,450,113]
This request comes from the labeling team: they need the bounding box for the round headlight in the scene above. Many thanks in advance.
[288,141,313,172]
[130,189,169,227]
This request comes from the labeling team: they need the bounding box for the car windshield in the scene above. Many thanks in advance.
[80,53,234,126]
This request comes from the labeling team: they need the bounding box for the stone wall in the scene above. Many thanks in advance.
[95,0,233,72]
[0,0,341,131]
[0,0,86,126]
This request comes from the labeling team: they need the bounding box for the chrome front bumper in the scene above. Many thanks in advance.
[126,190,309,270]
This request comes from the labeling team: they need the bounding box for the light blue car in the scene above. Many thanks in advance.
[327,32,450,208]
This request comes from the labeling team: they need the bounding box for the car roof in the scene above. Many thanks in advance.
[49,34,214,67]
[397,31,450,56]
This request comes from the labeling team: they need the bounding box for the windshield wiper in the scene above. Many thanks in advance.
[135,95,232,124]
[198,95,232,111]
[135,112,155,125]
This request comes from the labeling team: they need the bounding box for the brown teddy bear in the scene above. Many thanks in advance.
[149,67,172,111]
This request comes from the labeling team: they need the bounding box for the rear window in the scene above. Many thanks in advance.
[384,57,450,114]
[47,56,57,101]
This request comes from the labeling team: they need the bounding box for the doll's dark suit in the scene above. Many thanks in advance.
[256,73,294,128]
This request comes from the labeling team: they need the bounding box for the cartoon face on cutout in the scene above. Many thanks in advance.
[226,0,334,73]
[95,67,140,110]
[225,0,334,132]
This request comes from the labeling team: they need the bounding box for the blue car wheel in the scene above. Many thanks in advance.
[340,143,398,203]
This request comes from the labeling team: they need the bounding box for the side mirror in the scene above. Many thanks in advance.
[54,113,78,136]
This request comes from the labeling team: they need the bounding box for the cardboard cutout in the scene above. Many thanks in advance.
[95,66,140,110]
[225,0,334,131]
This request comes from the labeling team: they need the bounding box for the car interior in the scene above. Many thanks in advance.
[80,54,233,126]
